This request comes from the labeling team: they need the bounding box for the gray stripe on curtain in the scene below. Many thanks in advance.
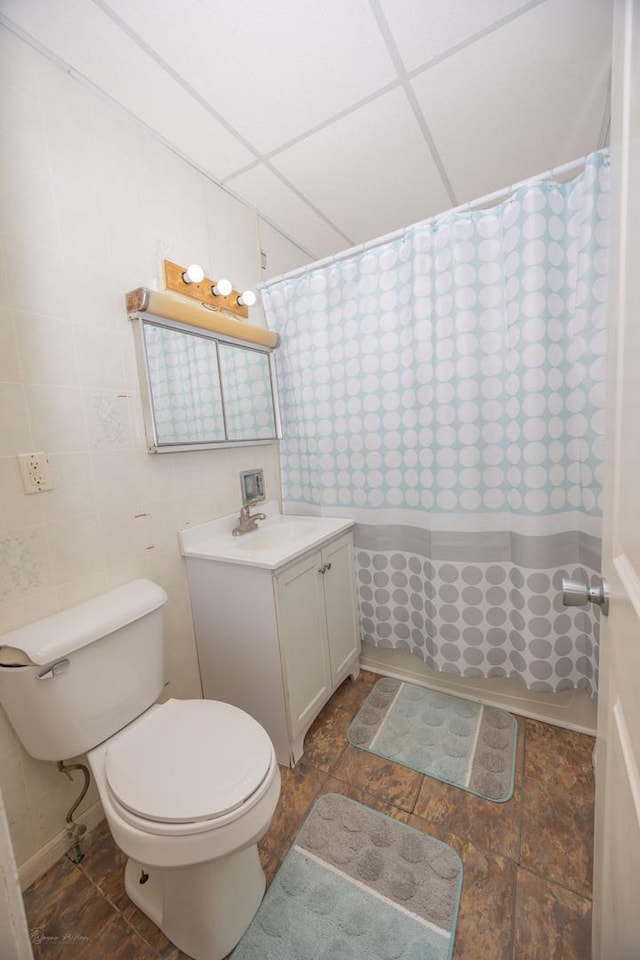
[353,524,601,571]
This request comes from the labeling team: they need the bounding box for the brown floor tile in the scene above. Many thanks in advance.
[414,772,522,863]
[524,719,595,792]
[20,701,597,960]
[301,701,350,771]
[326,669,379,717]
[258,843,281,887]
[260,760,328,858]
[409,814,516,960]
[25,857,115,960]
[520,776,594,898]
[513,867,592,960]
[156,943,193,960]
[120,899,178,955]
[320,774,411,823]
[75,912,158,960]
[331,743,423,812]
[76,820,128,911]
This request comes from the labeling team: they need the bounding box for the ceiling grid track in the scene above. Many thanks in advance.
[91,0,353,250]
[406,0,551,84]
[366,0,458,208]
[1,0,613,262]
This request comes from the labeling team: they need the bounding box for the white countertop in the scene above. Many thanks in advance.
[179,502,354,570]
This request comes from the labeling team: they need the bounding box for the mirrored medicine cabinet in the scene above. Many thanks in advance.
[130,312,280,453]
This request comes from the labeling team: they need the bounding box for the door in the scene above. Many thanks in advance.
[274,551,332,739]
[321,534,361,682]
[592,2,640,956]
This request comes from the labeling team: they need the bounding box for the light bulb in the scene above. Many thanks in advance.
[237,290,257,307]
[181,264,205,285]
[211,278,233,297]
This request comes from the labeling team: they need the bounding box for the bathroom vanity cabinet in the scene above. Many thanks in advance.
[183,527,360,765]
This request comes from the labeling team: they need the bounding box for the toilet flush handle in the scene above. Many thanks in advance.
[37,658,70,680]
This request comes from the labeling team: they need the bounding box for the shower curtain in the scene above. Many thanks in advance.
[262,151,609,701]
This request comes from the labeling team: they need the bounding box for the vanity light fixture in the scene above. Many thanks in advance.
[126,287,279,348]
[162,260,260,324]
[211,278,233,297]
[181,263,205,285]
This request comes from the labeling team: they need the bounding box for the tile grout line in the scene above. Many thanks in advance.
[514,861,594,903]
[509,852,519,960]
[509,718,523,960]
[76,857,165,955]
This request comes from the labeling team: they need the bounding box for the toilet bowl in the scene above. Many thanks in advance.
[89,699,281,959]
[0,579,281,960]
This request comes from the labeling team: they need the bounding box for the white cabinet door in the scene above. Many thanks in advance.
[321,534,360,682]
[274,550,332,739]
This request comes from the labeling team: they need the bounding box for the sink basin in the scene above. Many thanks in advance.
[233,520,316,551]
[179,506,354,570]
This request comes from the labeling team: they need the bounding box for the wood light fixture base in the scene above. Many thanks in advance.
[163,260,249,320]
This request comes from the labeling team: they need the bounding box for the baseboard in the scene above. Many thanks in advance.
[360,644,598,736]
[18,801,104,891]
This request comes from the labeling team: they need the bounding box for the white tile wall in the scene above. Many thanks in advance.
[0,26,293,874]
[0,0,254,180]
[257,220,311,282]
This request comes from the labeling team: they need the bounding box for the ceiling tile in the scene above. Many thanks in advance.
[1,0,254,179]
[411,0,612,204]
[228,165,348,260]
[100,0,398,153]
[378,0,539,72]
[271,87,452,244]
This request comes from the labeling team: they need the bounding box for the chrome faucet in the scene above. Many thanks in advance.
[232,504,267,537]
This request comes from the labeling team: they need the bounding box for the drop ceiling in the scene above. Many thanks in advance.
[0,0,612,263]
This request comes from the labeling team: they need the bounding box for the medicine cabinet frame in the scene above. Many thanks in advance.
[130,312,281,454]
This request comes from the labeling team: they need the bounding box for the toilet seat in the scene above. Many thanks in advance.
[105,699,274,827]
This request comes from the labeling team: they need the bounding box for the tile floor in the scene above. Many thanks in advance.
[23,671,595,959]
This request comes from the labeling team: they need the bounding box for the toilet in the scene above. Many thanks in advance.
[0,579,281,960]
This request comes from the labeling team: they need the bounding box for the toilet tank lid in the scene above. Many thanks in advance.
[0,580,168,666]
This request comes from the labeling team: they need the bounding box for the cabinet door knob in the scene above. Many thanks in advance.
[318,562,332,574]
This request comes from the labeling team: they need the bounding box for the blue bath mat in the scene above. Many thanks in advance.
[348,678,517,802]
[231,793,462,960]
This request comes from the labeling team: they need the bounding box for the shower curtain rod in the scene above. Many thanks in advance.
[258,154,590,290]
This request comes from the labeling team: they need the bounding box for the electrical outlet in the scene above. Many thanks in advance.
[17,452,54,494]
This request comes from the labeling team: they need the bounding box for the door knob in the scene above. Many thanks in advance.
[561,576,609,616]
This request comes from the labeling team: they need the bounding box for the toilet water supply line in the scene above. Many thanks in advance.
[56,760,91,863]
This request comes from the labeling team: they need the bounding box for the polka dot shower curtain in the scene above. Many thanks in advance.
[262,151,610,701]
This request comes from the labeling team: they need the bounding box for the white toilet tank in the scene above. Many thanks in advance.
[0,580,167,761]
